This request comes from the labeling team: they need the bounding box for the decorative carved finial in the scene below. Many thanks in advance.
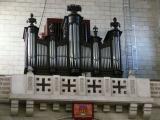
[49,24,54,33]
[110,17,120,29]
[27,13,37,26]
[67,4,81,13]
[128,70,135,78]
[28,66,33,72]
[93,26,98,37]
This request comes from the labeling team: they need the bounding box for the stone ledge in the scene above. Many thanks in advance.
[10,94,154,104]
[0,98,9,103]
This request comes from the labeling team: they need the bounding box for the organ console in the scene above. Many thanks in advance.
[23,4,123,77]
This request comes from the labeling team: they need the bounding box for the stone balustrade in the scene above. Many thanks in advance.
[10,72,153,103]
[0,72,158,119]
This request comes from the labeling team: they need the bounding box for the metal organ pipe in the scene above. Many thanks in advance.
[118,32,121,69]
[73,23,76,67]
[42,45,44,67]
[85,47,87,68]
[61,45,63,67]
[24,30,28,69]
[112,35,115,69]
[69,24,73,67]
[27,29,31,66]
[63,45,66,67]
[84,47,86,69]
[76,24,80,67]
[60,46,62,67]
[111,31,121,70]
[59,45,61,67]
[65,45,67,67]
[24,13,38,73]
[49,41,52,67]
[44,45,47,66]
[57,46,60,67]
[81,46,84,68]
[52,40,56,67]
[117,32,120,69]
[39,44,41,67]
[40,44,42,67]
[36,43,39,67]
[52,41,56,67]
[66,4,82,73]
[92,26,101,74]
[87,47,91,69]
[101,48,105,70]
[108,47,111,69]
[115,35,119,69]
[28,29,33,66]
[93,42,99,69]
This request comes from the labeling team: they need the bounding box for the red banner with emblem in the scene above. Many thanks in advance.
[73,103,93,120]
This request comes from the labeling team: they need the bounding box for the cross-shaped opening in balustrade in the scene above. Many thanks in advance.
[113,81,126,94]
[36,78,51,91]
[88,80,101,93]
[62,79,76,92]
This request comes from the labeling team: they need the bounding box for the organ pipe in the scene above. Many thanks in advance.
[23,13,39,73]
[91,26,102,75]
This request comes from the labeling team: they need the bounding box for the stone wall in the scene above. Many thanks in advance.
[125,0,160,79]
[0,0,160,79]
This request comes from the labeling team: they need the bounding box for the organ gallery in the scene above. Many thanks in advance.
[23,4,122,77]
[0,3,157,120]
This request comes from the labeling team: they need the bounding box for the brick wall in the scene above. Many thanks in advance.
[0,0,159,79]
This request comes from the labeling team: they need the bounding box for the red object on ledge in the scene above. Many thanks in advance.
[73,103,94,120]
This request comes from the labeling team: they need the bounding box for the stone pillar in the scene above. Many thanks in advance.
[11,100,19,115]
[123,0,134,76]
[129,103,138,119]
[78,76,86,95]
[40,103,47,111]
[94,104,98,112]
[143,104,152,120]
[53,103,60,111]
[53,75,61,95]
[104,77,111,96]
[66,104,72,112]
[103,105,110,112]
[26,100,34,116]
[116,105,123,113]
[26,69,34,94]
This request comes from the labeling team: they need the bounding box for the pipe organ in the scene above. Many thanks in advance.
[23,4,122,77]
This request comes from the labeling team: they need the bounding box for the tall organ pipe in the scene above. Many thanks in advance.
[63,4,83,74]
[91,26,102,75]
[101,17,122,76]
[23,13,39,73]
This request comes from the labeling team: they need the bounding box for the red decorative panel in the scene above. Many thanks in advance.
[73,103,93,120]
[44,18,63,36]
